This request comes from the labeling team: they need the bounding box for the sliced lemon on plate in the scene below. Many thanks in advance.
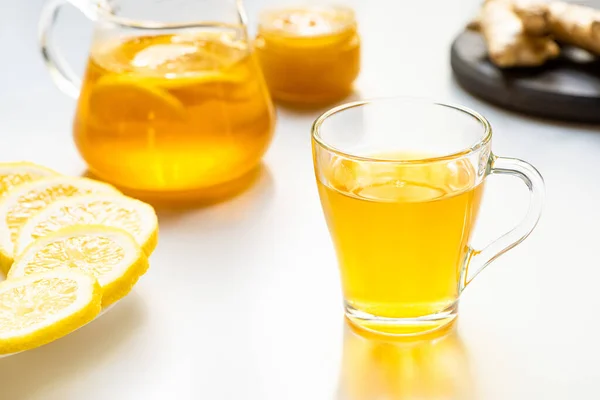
[0,177,120,273]
[9,226,149,307]
[0,162,59,197]
[0,269,102,355]
[15,194,158,257]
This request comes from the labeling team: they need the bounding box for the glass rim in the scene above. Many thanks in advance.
[257,5,357,37]
[311,97,493,164]
[94,0,248,30]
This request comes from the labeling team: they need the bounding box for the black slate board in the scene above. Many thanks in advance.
[451,30,600,123]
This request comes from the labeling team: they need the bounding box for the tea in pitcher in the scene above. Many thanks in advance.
[317,154,484,321]
[74,28,275,193]
[255,6,360,105]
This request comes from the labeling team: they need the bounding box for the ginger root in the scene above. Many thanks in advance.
[467,1,550,34]
[547,2,600,55]
[469,0,600,67]
[479,0,559,67]
[512,0,550,36]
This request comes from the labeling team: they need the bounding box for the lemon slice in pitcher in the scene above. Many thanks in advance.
[0,162,59,197]
[15,194,158,257]
[9,226,149,307]
[0,269,102,355]
[89,75,188,123]
[0,177,120,273]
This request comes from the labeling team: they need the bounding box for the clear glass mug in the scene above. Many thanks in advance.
[313,98,544,335]
[40,0,275,196]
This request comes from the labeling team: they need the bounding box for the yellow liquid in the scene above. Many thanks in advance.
[255,6,360,105]
[74,30,275,193]
[317,155,484,320]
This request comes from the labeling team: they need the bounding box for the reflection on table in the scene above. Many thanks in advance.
[337,319,474,400]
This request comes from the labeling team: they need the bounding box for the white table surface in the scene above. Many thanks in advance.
[1,1,599,399]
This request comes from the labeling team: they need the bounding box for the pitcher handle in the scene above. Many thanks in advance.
[39,0,94,98]
[235,0,249,31]
[463,155,545,288]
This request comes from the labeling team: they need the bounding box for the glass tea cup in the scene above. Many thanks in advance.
[40,0,275,196]
[313,98,544,335]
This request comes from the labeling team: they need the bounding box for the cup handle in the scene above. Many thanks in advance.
[463,155,545,288]
[39,0,93,98]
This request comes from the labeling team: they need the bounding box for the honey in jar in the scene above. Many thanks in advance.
[255,6,360,105]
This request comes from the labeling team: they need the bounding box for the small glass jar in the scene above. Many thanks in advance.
[255,3,360,106]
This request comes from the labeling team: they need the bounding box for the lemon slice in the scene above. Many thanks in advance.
[0,162,59,197]
[10,226,149,307]
[89,75,188,123]
[15,194,158,257]
[0,177,120,273]
[127,70,241,87]
[0,269,102,355]
[153,70,246,90]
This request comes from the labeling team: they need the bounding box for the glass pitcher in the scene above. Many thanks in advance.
[39,0,276,196]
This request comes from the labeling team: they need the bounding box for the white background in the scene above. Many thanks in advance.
[1,0,599,399]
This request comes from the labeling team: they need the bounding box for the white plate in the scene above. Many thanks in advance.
[0,303,117,359]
